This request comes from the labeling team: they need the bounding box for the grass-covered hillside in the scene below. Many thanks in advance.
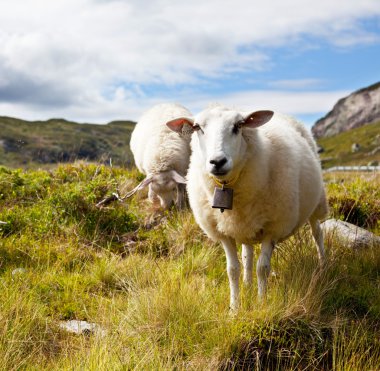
[317,120,380,168]
[0,116,135,169]
[0,163,379,370]
[1,114,380,172]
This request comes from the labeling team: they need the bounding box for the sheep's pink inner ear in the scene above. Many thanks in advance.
[171,170,187,184]
[166,117,194,133]
[244,110,274,128]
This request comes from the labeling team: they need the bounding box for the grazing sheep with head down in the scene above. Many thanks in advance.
[167,105,328,311]
[129,103,192,209]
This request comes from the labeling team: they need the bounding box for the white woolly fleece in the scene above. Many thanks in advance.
[187,109,328,244]
[131,103,192,177]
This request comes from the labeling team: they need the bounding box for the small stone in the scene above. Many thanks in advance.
[12,268,26,276]
[59,320,106,337]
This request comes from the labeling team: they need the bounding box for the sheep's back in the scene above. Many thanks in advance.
[130,103,192,174]
[249,114,325,236]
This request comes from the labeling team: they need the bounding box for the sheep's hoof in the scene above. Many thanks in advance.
[229,306,239,316]
[257,288,268,304]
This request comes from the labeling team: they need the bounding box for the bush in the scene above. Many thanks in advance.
[326,174,380,233]
[0,164,138,241]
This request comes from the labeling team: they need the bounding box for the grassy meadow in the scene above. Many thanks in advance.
[0,163,380,370]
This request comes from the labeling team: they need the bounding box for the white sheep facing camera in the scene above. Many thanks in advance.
[167,105,328,311]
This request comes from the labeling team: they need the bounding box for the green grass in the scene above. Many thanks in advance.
[1,163,380,370]
[317,121,380,168]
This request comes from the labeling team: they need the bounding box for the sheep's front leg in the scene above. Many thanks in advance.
[242,244,254,287]
[257,239,274,299]
[221,237,240,312]
[176,183,186,209]
[148,184,159,205]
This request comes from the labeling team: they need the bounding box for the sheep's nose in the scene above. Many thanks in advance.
[209,156,228,170]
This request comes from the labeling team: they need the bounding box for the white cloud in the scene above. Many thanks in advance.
[267,79,325,90]
[198,90,350,115]
[0,0,378,121]
[0,87,349,126]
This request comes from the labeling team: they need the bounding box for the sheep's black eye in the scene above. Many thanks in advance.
[232,121,243,135]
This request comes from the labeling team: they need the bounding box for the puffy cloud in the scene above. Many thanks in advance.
[0,0,378,121]
[0,86,348,126]
[266,79,325,90]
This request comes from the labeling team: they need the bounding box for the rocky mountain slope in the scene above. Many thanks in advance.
[312,82,380,138]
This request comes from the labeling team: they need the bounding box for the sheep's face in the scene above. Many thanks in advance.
[194,108,247,179]
[125,170,186,209]
[166,107,274,181]
[150,173,178,209]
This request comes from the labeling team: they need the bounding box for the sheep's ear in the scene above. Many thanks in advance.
[166,117,194,133]
[125,176,154,198]
[243,110,274,128]
[171,170,187,184]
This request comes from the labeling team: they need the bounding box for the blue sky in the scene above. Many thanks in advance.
[0,0,379,127]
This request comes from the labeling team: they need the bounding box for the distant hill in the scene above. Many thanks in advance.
[312,82,380,138]
[0,116,136,168]
[1,108,380,170]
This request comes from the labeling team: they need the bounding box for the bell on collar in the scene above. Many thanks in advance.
[212,185,233,213]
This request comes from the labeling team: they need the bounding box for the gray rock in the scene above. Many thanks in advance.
[368,160,379,166]
[367,146,380,156]
[321,219,380,249]
[372,134,380,145]
[351,143,360,153]
[59,320,106,337]
[11,268,26,276]
[312,81,380,138]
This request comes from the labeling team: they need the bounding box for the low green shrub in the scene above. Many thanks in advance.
[326,174,380,233]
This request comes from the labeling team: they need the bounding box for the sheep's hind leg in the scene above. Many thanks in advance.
[221,237,240,312]
[309,218,325,265]
[257,239,274,300]
[242,244,254,287]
